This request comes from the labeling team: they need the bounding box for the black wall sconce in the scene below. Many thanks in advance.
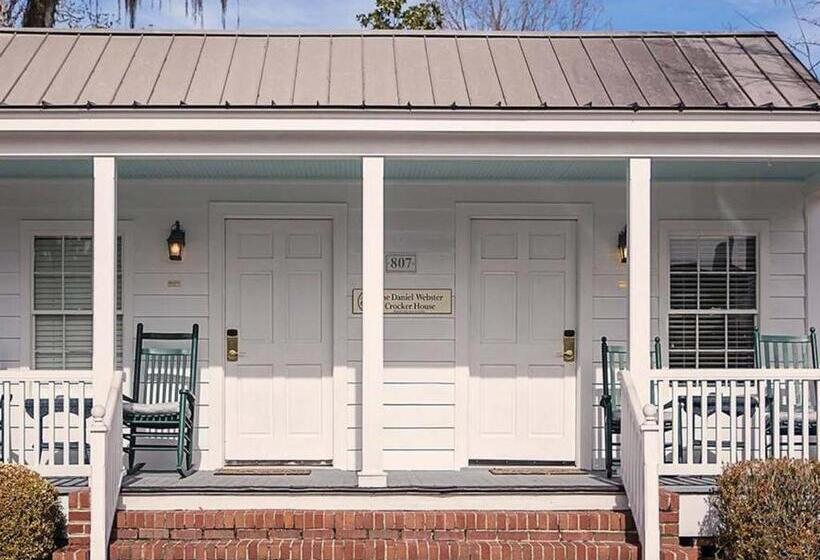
[167,221,186,261]
[617,226,628,264]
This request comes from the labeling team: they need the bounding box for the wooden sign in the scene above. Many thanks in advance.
[352,289,453,315]
[385,253,416,273]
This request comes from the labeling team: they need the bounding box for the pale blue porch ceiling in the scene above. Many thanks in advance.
[0,158,818,182]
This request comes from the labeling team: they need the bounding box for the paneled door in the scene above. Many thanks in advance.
[469,219,577,462]
[224,219,333,461]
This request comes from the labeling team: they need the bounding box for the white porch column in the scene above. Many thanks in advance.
[92,157,118,405]
[628,158,652,401]
[807,187,820,331]
[358,157,387,487]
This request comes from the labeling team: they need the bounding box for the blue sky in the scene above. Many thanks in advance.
[118,0,810,37]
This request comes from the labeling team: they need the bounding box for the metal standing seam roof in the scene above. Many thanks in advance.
[0,28,818,111]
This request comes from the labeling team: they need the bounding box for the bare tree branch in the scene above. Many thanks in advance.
[438,0,602,31]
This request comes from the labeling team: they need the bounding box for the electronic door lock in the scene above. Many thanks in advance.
[227,329,239,362]
[563,329,576,363]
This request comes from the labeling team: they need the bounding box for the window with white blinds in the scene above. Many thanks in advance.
[32,236,123,369]
[667,234,758,368]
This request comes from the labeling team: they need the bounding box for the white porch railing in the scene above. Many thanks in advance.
[90,368,125,560]
[650,369,820,475]
[0,369,94,475]
[618,370,660,560]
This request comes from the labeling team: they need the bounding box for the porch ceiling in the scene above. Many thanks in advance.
[0,157,818,182]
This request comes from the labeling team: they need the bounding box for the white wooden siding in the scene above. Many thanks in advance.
[0,178,809,470]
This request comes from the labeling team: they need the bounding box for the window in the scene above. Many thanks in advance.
[667,234,758,368]
[32,236,123,369]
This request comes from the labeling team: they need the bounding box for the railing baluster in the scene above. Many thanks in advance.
[80,382,87,466]
[700,380,708,466]
[671,381,679,466]
[715,380,724,466]
[774,379,782,458]
[757,380,766,460]
[1,382,9,462]
[686,381,694,465]
[729,380,737,463]
[64,381,71,466]
[32,381,41,467]
[19,380,26,466]
[787,380,796,458]
[49,381,56,466]
[800,380,809,459]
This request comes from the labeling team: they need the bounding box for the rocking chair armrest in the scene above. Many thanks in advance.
[178,389,196,404]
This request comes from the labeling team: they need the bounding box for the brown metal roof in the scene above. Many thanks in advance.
[0,28,817,111]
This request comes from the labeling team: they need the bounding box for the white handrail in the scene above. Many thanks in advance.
[650,368,819,475]
[90,369,125,560]
[619,370,660,560]
[0,369,94,475]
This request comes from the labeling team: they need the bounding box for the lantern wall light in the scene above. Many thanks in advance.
[167,221,186,261]
[617,226,628,264]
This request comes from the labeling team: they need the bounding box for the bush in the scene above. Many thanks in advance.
[713,459,820,560]
[0,464,64,560]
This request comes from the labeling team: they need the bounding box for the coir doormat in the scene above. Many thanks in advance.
[214,467,312,476]
[489,467,587,476]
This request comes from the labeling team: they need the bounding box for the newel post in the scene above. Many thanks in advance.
[641,403,661,559]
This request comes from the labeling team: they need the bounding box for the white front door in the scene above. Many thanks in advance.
[469,219,577,462]
[224,219,333,461]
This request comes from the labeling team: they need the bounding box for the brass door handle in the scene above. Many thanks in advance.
[563,329,576,363]
[227,329,239,362]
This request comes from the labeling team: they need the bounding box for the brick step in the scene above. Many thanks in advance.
[109,538,640,559]
[53,545,90,560]
[115,510,638,543]
[660,544,699,560]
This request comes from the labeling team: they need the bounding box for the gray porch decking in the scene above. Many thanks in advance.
[49,472,717,496]
[119,469,624,495]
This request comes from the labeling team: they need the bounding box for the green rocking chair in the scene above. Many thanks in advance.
[754,327,818,456]
[600,337,662,478]
[123,323,199,477]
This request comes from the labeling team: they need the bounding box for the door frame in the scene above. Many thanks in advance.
[455,203,594,469]
[208,202,348,470]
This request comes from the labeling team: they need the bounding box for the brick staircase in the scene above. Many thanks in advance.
[50,487,711,559]
[108,509,641,559]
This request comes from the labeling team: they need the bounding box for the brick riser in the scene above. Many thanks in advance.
[110,510,641,560]
[658,490,698,560]
[53,488,92,560]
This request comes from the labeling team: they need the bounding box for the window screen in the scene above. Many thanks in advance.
[668,235,757,368]
[32,236,123,369]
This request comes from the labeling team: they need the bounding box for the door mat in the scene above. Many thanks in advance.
[214,467,312,476]
[489,467,586,476]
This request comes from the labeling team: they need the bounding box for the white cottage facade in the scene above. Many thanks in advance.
[0,28,818,560]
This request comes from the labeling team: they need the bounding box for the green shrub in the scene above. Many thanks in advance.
[713,459,820,560]
[0,464,64,560]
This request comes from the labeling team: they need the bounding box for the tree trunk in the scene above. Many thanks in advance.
[22,0,59,27]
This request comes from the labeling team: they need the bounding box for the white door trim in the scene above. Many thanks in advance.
[455,203,594,469]
[208,202,348,470]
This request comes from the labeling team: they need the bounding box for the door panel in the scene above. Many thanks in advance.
[469,219,577,462]
[225,219,333,461]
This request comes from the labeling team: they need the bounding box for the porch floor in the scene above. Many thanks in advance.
[120,468,625,495]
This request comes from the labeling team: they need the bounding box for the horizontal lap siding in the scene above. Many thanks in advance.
[347,206,456,469]
[0,178,809,471]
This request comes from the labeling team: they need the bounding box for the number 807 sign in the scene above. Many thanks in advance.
[385,253,416,273]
